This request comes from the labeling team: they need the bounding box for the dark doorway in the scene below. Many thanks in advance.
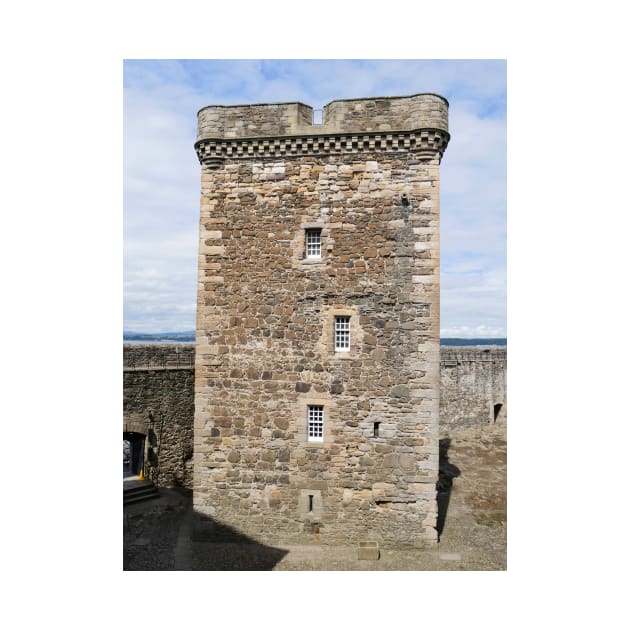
[123,432,145,477]
[123,439,131,476]
[493,403,503,423]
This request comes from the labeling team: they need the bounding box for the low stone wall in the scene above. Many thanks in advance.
[123,344,506,489]
[123,344,195,369]
[439,347,507,435]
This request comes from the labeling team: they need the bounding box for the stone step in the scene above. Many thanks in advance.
[123,482,159,505]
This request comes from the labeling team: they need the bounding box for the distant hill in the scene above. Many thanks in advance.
[124,331,505,346]
[123,330,195,342]
[440,338,506,346]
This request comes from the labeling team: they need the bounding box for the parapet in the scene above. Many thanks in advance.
[440,347,507,365]
[195,93,450,165]
[196,93,448,140]
[123,344,195,370]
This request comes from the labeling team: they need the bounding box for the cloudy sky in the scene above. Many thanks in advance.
[124,59,506,337]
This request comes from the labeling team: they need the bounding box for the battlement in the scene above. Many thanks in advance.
[123,343,195,370]
[440,347,507,364]
[196,93,449,141]
[195,94,450,167]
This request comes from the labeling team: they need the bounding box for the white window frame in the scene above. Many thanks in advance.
[334,316,350,352]
[305,228,322,259]
[307,405,324,442]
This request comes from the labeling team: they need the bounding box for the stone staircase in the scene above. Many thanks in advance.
[123,480,160,506]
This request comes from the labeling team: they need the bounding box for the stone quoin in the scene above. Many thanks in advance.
[192,94,450,548]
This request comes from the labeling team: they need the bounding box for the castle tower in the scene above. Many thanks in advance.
[193,93,449,548]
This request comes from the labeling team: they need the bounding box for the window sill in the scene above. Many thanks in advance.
[304,440,326,448]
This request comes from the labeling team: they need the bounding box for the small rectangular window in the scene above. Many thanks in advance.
[305,229,322,258]
[373,422,380,437]
[334,316,350,352]
[307,405,324,442]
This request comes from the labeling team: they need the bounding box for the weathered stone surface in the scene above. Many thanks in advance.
[123,343,506,504]
[440,348,507,435]
[123,344,195,488]
[192,94,450,549]
[196,94,449,143]
[357,541,380,561]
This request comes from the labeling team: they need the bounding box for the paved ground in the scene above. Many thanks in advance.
[123,424,506,570]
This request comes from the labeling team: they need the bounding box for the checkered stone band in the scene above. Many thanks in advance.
[195,129,450,168]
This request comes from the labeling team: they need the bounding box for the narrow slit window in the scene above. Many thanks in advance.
[307,405,324,442]
[305,229,322,258]
[373,422,380,437]
[308,495,314,511]
[335,316,350,352]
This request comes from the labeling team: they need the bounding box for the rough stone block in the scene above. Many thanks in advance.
[357,541,380,560]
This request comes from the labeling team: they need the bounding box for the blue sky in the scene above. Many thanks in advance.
[124,59,506,337]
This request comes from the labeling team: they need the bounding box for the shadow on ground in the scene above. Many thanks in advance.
[189,512,289,570]
[436,438,461,540]
[123,488,288,570]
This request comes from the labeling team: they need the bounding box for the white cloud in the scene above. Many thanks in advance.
[440,324,506,338]
[441,266,507,336]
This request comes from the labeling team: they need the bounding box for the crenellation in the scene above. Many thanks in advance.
[195,95,450,173]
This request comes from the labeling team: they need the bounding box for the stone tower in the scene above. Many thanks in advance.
[193,93,449,548]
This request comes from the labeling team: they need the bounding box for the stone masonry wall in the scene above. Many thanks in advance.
[440,347,507,435]
[123,344,195,369]
[121,344,506,490]
[192,94,449,549]
[123,344,195,487]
